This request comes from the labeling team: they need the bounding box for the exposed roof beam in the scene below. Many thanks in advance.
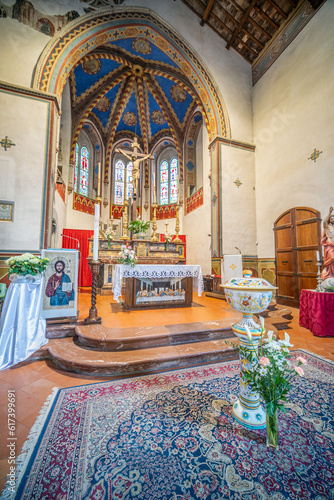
[200,0,215,26]
[246,16,272,39]
[240,27,264,49]
[267,0,288,18]
[235,36,258,57]
[226,0,257,50]
[253,5,279,29]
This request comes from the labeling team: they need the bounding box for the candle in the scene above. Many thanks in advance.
[93,203,99,261]
[316,250,320,262]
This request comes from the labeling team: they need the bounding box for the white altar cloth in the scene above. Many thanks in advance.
[0,277,47,371]
[112,264,204,301]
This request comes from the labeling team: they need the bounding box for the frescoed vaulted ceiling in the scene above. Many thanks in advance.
[69,37,200,154]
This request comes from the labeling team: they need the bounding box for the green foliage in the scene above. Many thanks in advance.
[128,218,151,235]
[5,253,49,276]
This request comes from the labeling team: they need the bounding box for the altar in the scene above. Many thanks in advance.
[113,264,204,309]
[88,238,186,295]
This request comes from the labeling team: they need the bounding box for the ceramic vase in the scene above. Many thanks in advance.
[223,270,277,430]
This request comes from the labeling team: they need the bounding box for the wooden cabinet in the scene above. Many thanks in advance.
[274,207,321,307]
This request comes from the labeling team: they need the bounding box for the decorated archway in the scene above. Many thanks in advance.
[33,7,230,142]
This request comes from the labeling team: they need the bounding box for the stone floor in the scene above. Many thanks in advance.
[0,291,333,492]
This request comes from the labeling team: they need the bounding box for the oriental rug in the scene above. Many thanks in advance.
[2,350,334,500]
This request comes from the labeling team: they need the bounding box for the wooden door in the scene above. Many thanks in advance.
[274,207,321,307]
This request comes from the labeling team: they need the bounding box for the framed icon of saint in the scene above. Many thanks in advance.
[41,249,79,319]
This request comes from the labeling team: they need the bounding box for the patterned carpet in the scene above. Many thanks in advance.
[3,350,334,499]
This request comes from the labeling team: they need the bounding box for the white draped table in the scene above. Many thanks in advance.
[0,277,47,371]
[112,264,204,302]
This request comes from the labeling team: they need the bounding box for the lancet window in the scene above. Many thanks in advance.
[159,157,178,205]
[74,143,90,197]
[114,159,133,204]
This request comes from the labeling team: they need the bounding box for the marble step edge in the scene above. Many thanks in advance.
[75,323,237,351]
[48,337,238,376]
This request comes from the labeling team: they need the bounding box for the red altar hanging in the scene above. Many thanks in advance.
[62,229,94,287]
[299,289,334,337]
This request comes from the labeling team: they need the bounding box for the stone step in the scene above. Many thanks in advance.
[75,318,237,351]
[48,337,238,376]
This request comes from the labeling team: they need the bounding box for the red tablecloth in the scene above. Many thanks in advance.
[299,289,334,336]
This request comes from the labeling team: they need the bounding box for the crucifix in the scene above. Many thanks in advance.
[116,137,154,220]
[0,136,16,151]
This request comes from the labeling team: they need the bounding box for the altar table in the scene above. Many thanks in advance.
[299,289,334,337]
[113,264,204,309]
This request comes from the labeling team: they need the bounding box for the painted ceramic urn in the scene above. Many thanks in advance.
[223,270,277,429]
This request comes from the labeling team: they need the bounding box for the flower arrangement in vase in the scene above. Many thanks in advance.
[164,232,173,250]
[128,216,151,238]
[5,253,49,281]
[105,227,116,248]
[228,318,307,448]
[117,243,138,267]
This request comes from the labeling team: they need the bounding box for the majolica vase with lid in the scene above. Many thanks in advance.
[223,270,277,429]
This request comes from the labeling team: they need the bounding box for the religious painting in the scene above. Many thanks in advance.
[81,58,101,75]
[171,84,187,103]
[0,201,14,222]
[95,96,111,112]
[41,249,79,319]
[135,277,186,305]
[151,110,166,125]
[132,37,151,55]
[123,111,137,127]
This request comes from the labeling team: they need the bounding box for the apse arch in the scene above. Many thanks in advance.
[33,6,230,141]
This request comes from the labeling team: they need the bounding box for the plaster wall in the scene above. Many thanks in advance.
[220,145,257,257]
[0,91,48,250]
[0,18,48,88]
[253,1,334,258]
[183,125,211,274]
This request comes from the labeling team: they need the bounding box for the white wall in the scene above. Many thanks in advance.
[183,125,211,274]
[253,1,334,258]
[0,91,48,250]
[0,18,48,88]
[221,145,257,256]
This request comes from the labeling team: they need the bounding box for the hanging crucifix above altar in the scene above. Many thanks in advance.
[116,138,153,198]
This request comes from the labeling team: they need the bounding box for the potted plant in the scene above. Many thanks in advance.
[128,217,151,238]
[5,253,49,282]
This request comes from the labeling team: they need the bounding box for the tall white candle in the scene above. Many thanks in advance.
[93,203,99,261]
[316,250,320,262]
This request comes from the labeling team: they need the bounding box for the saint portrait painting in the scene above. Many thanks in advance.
[41,249,79,319]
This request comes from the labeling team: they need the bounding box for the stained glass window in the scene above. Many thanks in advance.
[80,146,89,196]
[115,160,125,204]
[74,142,79,192]
[159,157,178,205]
[160,160,169,205]
[170,157,178,204]
[126,162,133,200]
[114,159,134,204]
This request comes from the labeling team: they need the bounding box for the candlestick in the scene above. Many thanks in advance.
[151,203,159,242]
[93,203,99,261]
[173,203,182,243]
[97,161,101,198]
[120,200,129,240]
